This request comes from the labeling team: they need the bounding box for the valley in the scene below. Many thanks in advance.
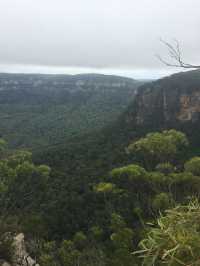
[0,70,200,266]
[0,1,200,265]
[0,73,142,149]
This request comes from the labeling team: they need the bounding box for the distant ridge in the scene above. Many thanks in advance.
[0,72,143,148]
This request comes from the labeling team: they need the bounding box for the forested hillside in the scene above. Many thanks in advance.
[38,70,200,177]
[1,129,200,265]
[0,70,200,265]
[0,73,141,149]
[0,0,199,264]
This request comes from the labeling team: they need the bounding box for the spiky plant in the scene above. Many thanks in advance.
[135,200,200,265]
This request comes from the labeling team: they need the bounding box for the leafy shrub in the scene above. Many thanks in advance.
[185,156,200,176]
[136,200,200,265]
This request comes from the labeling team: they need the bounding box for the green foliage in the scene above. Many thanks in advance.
[59,240,81,266]
[90,226,103,241]
[39,238,106,266]
[184,156,200,176]
[128,130,189,169]
[0,145,51,233]
[152,193,173,212]
[0,73,140,149]
[109,164,154,218]
[169,172,200,201]
[110,213,126,232]
[22,214,47,238]
[111,227,133,250]
[39,241,58,266]
[0,233,13,263]
[109,213,136,266]
[0,67,200,266]
[0,138,7,153]
[40,254,58,266]
[155,162,175,175]
[0,127,200,265]
[77,247,106,266]
[111,164,147,185]
[73,231,87,250]
[136,200,200,265]
[94,182,116,193]
[7,150,32,168]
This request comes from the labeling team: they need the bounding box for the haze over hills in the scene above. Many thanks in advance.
[0,73,142,148]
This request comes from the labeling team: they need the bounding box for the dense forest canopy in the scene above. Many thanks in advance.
[0,73,142,149]
[0,70,200,265]
[1,128,200,265]
[0,0,199,263]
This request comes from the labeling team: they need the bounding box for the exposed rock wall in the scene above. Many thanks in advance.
[125,70,200,129]
[177,92,200,122]
[0,233,39,266]
[12,233,39,266]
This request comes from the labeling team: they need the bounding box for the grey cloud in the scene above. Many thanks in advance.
[0,0,199,76]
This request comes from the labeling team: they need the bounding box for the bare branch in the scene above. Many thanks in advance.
[156,39,200,69]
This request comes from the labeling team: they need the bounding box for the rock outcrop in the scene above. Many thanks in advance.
[12,233,39,266]
[124,70,200,129]
[0,233,39,266]
[1,262,11,266]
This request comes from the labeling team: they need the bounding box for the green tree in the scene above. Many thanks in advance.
[109,213,136,266]
[94,182,116,194]
[59,240,81,266]
[73,231,87,250]
[39,241,58,266]
[128,130,188,169]
[155,162,175,175]
[110,164,147,190]
[184,157,200,176]
[152,192,173,213]
[0,138,7,155]
[0,150,51,216]
[110,164,154,215]
[170,172,200,201]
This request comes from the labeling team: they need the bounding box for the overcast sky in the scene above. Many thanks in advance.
[0,0,199,79]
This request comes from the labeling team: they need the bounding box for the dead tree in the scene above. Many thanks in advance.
[156,39,200,69]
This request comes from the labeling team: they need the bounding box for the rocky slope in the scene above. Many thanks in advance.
[0,233,38,266]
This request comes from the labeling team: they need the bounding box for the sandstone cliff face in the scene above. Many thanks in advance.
[125,70,200,130]
[177,92,200,122]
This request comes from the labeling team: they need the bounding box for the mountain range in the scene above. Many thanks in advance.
[1,69,200,265]
[1,70,200,177]
[0,73,142,148]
